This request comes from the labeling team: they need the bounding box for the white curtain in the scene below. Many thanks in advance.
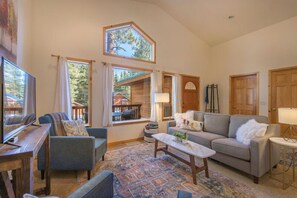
[172,74,182,115]
[102,63,113,127]
[150,72,158,122]
[53,57,72,118]
[150,71,162,122]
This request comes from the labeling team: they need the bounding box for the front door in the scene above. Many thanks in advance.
[181,75,200,112]
[230,73,259,115]
[270,68,297,134]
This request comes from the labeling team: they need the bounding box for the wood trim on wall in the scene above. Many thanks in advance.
[102,21,157,64]
[108,137,144,148]
[229,72,259,115]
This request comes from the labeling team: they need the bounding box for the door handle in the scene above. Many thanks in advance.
[272,108,277,111]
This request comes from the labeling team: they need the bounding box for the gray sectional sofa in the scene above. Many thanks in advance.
[167,111,280,183]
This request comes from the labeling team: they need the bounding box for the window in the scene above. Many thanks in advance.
[162,73,173,119]
[112,67,151,123]
[67,60,92,126]
[104,22,156,63]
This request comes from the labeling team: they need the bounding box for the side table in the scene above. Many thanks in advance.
[270,137,297,189]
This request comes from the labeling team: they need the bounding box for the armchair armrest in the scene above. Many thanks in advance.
[250,124,280,177]
[87,128,107,139]
[38,136,95,171]
[68,170,114,198]
[167,121,176,130]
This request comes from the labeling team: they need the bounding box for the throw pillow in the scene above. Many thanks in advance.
[174,113,183,127]
[62,119,89,136]
[174,111,195,127]
[236,119,268,145]
[180,119,203,132]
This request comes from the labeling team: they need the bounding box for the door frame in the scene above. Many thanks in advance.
[229,72,259,115]
[181,74,200,112]
[268,66,297,122]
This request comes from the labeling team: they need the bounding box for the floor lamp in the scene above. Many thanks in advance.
[154,93,170,122]
[278,108,297,143]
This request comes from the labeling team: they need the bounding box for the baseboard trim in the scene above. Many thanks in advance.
[108,137,144,148]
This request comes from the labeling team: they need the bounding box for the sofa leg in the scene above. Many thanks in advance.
[41,170,45,180]
[87,170,91,180]
[102,155,105,161]
[253,176,259,184]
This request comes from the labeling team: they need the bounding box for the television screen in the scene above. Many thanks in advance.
[1,57,36,143]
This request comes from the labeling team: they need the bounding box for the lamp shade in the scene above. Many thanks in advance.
[154,93,169,103]
[278,108,297,125]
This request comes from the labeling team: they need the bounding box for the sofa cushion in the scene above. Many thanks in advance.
[193,111,204,122]
[204,113,230,137]
[212,138,250,161]
[168,127,225,148]
[187,131,225,148]
[228,115,268,138]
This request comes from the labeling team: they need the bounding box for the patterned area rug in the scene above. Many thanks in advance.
[95,142,263,198]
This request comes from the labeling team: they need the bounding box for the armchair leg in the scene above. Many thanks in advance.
[253,176,259,184]
[41,170,45,180]
[102,155,105,161]
[87,170,91,180]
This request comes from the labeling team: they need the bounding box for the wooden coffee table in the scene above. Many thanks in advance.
[152,133,216,185]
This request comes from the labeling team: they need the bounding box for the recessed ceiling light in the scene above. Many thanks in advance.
[228,16,235,19]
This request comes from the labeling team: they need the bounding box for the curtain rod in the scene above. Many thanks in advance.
[51,54,96,63]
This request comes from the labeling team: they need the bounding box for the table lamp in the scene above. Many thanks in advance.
[278,108,297,143]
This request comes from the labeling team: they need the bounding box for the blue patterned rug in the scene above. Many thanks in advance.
[95,142,264,198]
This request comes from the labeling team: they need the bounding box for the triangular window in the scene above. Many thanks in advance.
[104,22,156,63]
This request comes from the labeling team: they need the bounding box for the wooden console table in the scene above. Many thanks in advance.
[0,124,51,198]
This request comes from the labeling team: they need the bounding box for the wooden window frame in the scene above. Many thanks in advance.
[103,21,157,64]
[162,72,174,121]
[67,58,93,127]
[112,64,152,125]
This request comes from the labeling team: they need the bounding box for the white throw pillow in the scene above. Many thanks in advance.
[236,119,268,145]
[183,111,194,120]
[174,113,183,127]
[174,111,194,127]
[179,119,203,132]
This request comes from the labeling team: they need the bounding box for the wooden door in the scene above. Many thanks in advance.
[230,73,259,115]
[181,75,200,112]
[270,68,297,126]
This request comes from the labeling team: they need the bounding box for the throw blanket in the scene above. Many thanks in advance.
[46,112,69,136]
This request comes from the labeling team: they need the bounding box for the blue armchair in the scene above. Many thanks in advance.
[37,112,107,180]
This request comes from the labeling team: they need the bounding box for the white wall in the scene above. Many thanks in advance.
[29,0,210,143]
[17,0,33,71]
[211,16,297,116]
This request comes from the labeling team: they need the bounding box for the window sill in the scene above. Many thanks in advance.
[162,117,174,122]
[112,119,150,126]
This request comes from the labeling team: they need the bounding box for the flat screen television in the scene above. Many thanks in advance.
[0,57,36,144]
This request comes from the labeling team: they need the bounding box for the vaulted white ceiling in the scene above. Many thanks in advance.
[133,0,297,46]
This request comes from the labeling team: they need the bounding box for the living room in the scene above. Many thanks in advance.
[1,0,297,197]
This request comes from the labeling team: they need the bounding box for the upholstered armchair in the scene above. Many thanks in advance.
[37,112,107,180]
